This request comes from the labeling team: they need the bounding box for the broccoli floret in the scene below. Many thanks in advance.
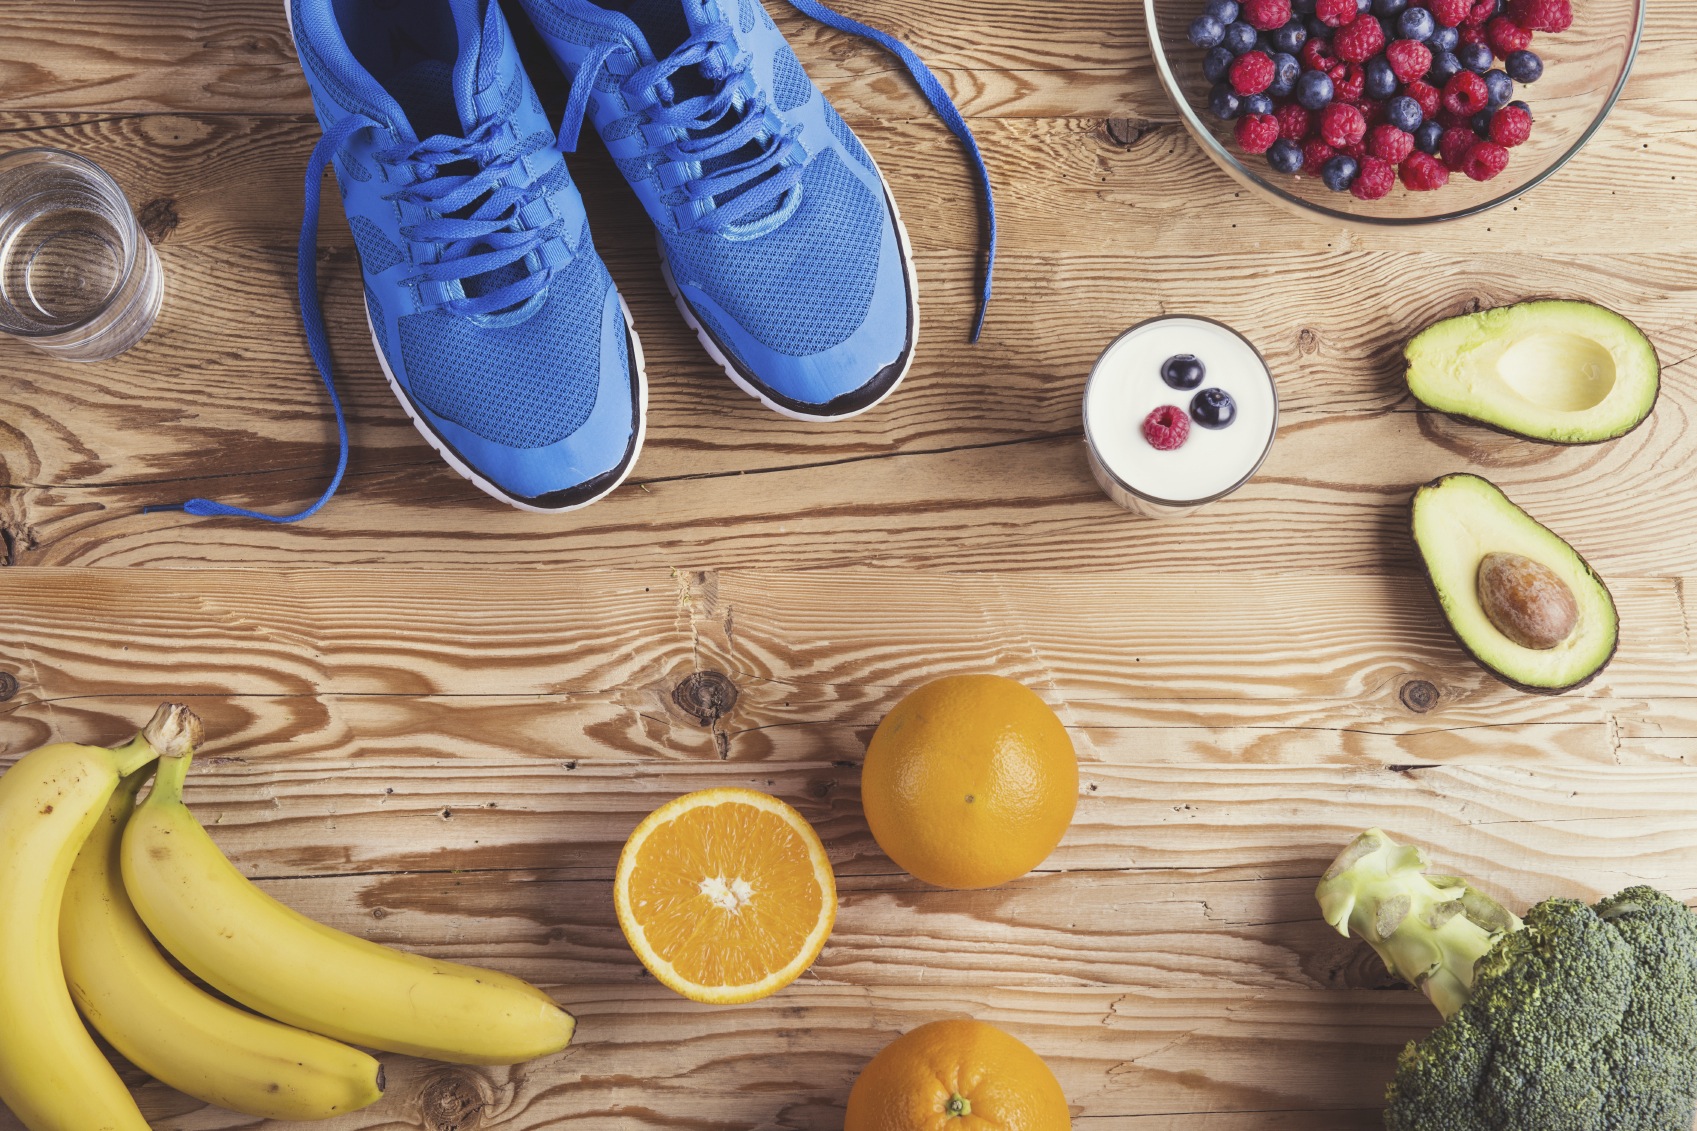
[1318,829,1697,1131]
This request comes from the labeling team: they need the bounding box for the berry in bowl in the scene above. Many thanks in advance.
[1148,0,1643,222]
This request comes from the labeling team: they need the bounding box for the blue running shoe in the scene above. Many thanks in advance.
[218,0,645,517]
[519,0,994,421]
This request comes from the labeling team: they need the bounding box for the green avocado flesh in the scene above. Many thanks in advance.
[1412,474,1618,692]
[1405,300,1660,443]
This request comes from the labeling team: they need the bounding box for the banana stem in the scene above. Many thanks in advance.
[109,704,202,779]
[147,742,193,804]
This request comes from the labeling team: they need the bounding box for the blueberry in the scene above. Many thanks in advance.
[1296,68,1335,110]
[1457,40,1493,73]
[1162,355,1208,390]
[1509,98,1533,118]
[1291,0,1317,14]
[1224,20,1259,53]
[1470,109,1493,135]
[1484,68,1514,109]
[1191,388,1239,429]
[1267,137,1306,173]
[1209,83,1244,121]
[1355,0,1372,13]
[1188,13,1227,47]
[1320,154,1360,191]
[1204,0,1241,21]
[1243,92,1275,116]
[1428,50,1463,86]
[1386,94,1423,132]
[1365,56,1399,99]
[1415,119,1444,154]
[1429,24,1459,50]
[1372,0,1408,16]
[1396,6,1435,38]
[1505,49,1543,82]
[1267,52,1302,98]
[1305,13,1331,37]
[1203,45,1236,82]
[1270,18,1308,52]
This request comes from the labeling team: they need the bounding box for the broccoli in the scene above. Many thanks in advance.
[1316,828,1697,1130]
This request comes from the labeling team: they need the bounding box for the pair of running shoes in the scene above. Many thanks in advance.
[167,0,993,520]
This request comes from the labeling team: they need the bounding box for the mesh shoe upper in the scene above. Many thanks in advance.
[524,0,917,415]
[290,0,643,508]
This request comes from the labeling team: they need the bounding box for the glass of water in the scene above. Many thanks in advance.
[0,147,163,362]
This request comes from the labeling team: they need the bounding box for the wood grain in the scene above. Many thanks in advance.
[4,0,1697,1128]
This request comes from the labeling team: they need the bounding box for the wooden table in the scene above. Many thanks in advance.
[2,2,1695,1128]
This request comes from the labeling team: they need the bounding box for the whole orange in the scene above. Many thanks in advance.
[845,1019,1071,1131]
[861,675,1077,890]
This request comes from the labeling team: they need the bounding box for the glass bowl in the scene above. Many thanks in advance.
[1144,0,1645,224]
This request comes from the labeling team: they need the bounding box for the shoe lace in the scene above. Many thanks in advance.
[559,0,996,339]
[147,108,572,524]
[560,19,804,234]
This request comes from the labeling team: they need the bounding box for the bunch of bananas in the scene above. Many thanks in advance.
[0,705,576,1129]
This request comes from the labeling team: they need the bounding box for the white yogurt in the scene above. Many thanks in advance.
[1084,316,1278,514]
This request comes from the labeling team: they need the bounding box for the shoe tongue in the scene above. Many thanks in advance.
[446,0,498,134]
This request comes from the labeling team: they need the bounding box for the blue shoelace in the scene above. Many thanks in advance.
[560,0,996,337]
[146,109,570,522]
[151,1,995,523]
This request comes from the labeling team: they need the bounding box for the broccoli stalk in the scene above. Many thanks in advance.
[1316,828,1521,1018]
[1317,828,1697,1131]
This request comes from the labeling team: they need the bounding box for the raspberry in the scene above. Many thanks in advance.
[1462,139,1510,180]
[1334,16,1386,61]
[1506,0,1571,31]
[1236,112,1281,153]
[1276,102,1312,141]
[1368,124,1416,163]
[1458,24,1488,46]
[1464,0,1500,26]
[1486,15,1533,53]
[1244,0,1294,29]
[1301,37,1337,71]
[1303,139,1338,174]
[1143,406,1191,451]
[1364,100,1389,129]
[1320,102,1368,147]
[1229,51,1276,95]
[1437,107,1474,129]
[1401,151,1451,190]
[1339,140,1368,160]
[1351,156,1397,199]
[1440,124,1479,168]
[1333,63,1367,102]
[1443,70,1490,115]
[1385,39,1433,83]
[1316,0,1358,26]
[1489,103,1532,146]
[1405,79,1440,119]
[1430,0,1469,25]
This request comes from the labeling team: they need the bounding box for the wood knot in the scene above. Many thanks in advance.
[0,672,16,702]
[137,198,180,244]
[1400,679,1440,713]
[1102,118,1149,147]
[1297,326,1320,354]
[672,670,739,725]
[416,1068,489,1131]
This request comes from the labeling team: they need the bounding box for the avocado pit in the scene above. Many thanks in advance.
[1496,332,1617,413]
[1478,552,1579,651]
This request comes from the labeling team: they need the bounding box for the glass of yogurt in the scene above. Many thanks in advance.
[1083,315,1278,518]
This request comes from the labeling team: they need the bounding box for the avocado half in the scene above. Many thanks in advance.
[1405,300,1660,443]
[1411,474,1618,693]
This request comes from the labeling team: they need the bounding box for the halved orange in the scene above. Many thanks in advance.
[614,788,837,1004]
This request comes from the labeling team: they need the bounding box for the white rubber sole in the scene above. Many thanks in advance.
[364,296,650,515]
[660,155,922,424]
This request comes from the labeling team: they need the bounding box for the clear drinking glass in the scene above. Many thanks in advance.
[0,147,162,361]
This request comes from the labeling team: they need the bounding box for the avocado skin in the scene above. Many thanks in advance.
[1404,299,1661,446]
[1411,474,1619,695]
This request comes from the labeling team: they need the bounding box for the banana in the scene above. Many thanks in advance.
[62,767,385,1121]
[0,704,195,1131]
[122,743,576,1066]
